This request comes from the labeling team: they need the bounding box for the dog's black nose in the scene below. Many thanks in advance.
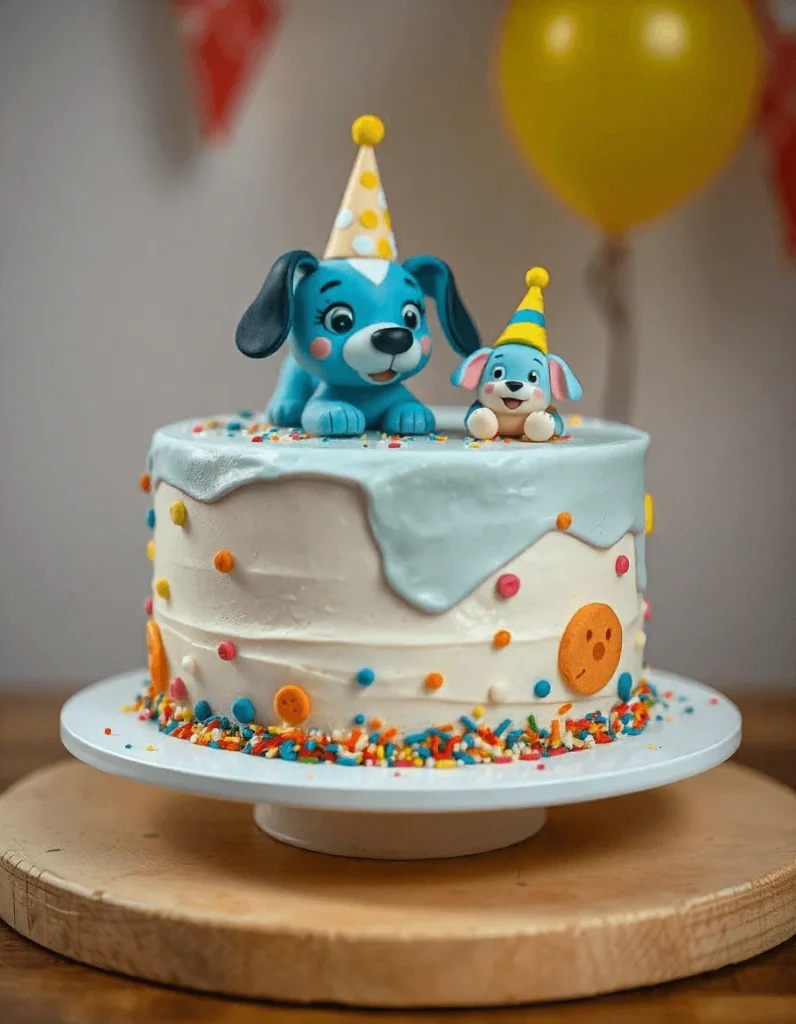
[371,327,413,355]
[505,380,524,393]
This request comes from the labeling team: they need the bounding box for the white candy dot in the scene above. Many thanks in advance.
[377,190,387,210]
[181,655,197,674]
[488,681,509,704]
[635,631,647,649]
[335,208,353,229]
[352,234,376,255]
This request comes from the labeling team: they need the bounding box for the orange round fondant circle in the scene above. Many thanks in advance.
[146,620,169,696]
[273,685,311,725]
[558,603,623,696]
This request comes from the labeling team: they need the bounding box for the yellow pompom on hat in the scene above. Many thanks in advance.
[494,267,550,354]
[323,115,398,261]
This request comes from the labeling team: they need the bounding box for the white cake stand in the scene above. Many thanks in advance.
[60,668,740,860]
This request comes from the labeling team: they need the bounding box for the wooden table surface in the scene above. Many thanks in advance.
[1,688,794,1024]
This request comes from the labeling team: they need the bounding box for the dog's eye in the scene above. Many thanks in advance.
[492,366,505,380]
[401,302,422,330]
[528,370,539,384]
[322,304,354,334]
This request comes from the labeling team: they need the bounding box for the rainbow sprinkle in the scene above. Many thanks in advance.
[133,680,658,768]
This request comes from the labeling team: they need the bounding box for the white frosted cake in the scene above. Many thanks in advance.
[135,113,656,767]
[139,410,655,766]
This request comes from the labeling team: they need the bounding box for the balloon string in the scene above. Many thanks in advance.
[585,235,636,423]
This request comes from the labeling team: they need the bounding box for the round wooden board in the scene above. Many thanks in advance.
[1,761,795,1008]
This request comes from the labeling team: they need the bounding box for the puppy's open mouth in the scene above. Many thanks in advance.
[502,397,523,410]
[369,370,398,383]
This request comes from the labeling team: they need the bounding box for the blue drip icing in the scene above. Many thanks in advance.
[149,410,649,613]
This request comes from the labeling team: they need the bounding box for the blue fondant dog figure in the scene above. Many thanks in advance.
[236,253,480,437]
[450,267,582,442]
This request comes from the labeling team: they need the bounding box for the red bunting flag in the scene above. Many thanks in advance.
[173,0,283,143]
[757,1,796,255]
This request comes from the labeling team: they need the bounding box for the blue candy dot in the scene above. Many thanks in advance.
[194,699,212,721]
[124,743,132,750]
[534,679,551,698]
[618,672,633,702]
[146,508,155,529]
[232,697,255,724]
[356,667,375,687]
[238,410,253,419]
[227,421,242,432]
[353,713,366,725]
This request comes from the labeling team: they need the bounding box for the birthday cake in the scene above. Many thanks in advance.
[137,116,656,767]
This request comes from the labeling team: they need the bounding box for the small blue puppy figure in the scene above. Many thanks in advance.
[236,253,480,437]
[235,115,480,437]
[451,267,582,442]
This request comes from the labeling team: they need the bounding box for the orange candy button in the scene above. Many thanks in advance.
[274,684,311,725]
[556,511,572,530]
[146,620,169,696]
[558,603,622,696]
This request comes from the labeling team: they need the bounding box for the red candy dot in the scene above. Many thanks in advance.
[643,598,652,621]
[192,424,203,434]
[144,596,153,616]
[169,677,188,700]
[615,555,630,576]
[217,641,237,661]
[496,573,520,599]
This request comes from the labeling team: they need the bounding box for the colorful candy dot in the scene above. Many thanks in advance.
[473,705,484,719]
[104,727,112,736]
[354,713,366,725]
[556,512,572,530]
[488,681,509,703]
[194,700,211,721]
[144,596,153,616]
[615,555,630,576]
[493,629,512,649]
[139,473,151,493]
[214,550,234,573]
[425,671,444,691]
[232,697,255,724]
[356,667,375,687]
[635,631,647,649]
[643,598,652,621]
[155,578,170,599]
[618,672,633,702]
[496,573,520,599]
[147,540,155,561]
[146,509,155,529]
[181,655,197,674]
[169,500,187,526]
[169,677,188,701]
[217,641,237,661]
[534,679,551,698]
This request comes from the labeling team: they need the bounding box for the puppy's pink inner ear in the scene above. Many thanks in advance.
[310,336,332,361]
[549,360,567,400]
[459,352,490,390]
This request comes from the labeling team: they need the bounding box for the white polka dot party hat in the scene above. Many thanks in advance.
[323,115,397,261]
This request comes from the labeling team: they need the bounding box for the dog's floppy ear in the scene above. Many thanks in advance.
[451,348,492,390]
[236,250,318,359]
[548,354,583,402]
[403,255,481,357]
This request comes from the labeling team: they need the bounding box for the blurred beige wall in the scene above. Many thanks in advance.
[1,0,794,687]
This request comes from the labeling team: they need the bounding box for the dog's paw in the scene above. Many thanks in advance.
[467,407,499,440]
[302,402,366,437]
[382,401,435,436]
[267,398,305,428]
[523,410,556,443]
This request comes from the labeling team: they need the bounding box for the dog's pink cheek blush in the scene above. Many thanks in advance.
[310,337,332,361]
[533,388,544,400]
[421,335,431,355]
[484,383,494,394]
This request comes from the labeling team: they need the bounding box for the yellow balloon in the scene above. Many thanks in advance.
[498,0,763,233]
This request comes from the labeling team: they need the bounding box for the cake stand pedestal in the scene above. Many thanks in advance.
[1,670,795,1006]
